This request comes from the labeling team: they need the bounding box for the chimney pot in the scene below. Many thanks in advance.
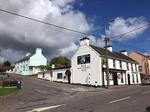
[36,48,42,54]
[120,50,128,56]
[80,37,90,46]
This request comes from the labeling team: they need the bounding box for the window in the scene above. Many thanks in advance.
[113,59,116,68]
[57,73,63,79]
[121,73,124,83]
[135,65,137,72]
[119,61,122,69]
[127,63,129,70]
[132,74,135,83]
[131,64,134,71]
[77,54,90,64]
[139,66,142,72]
[136,75,139,83]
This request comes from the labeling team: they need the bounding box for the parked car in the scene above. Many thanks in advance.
[142,77,150,85]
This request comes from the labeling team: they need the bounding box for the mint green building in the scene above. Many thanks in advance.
[15,48,47,75]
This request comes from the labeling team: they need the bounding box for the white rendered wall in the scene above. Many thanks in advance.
[52,69,68,83]
[71,45,102,86]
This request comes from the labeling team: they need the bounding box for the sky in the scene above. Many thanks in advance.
[0,0,150,64]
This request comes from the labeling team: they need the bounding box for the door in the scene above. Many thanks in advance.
[113,72,118,85]
[127,74,131,85]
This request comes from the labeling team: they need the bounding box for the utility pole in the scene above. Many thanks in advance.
[104,37,109,89]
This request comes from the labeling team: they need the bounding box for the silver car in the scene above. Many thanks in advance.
[142,77,150,85]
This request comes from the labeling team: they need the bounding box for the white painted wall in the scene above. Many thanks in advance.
[71,45,102,86]
[71,43,141,86]
[52,69,69,83]
[38,72,51,80]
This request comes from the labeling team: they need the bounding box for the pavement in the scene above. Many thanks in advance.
[0,74,150,112]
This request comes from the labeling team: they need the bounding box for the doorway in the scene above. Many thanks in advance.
[113,72,118,85]
[127,74,131,85]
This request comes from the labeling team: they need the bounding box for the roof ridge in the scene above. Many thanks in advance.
[90,44,137,63]
[134,51,150,57]
[16,53,34,63]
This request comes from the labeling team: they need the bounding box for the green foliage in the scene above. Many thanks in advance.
[50,56,71,68]
[3,61,11,66]
[38,65,47,72]
[46,64,52,71]
[0,88,20,96]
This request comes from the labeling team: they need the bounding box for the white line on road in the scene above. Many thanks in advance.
[26,104,65,112]
[142,91,150,94]
[109,97,131,104]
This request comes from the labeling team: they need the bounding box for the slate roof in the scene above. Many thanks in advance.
[134,51,150,58]
[53,66,71,70]
[90,45,138,63]
[16,54,34,63]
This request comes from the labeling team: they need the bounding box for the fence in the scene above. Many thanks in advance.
[0,77,22,87]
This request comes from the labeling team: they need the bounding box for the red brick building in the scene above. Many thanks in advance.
[130,51,150,77]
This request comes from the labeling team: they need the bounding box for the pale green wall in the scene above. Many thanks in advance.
[15,48,47,75]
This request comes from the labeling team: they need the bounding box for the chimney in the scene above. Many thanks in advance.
[80,37,90,46]
[36,48,42,54]
[120,50,128,56]
[26,53,31,57]
[51,64,55,69]
[104,45,112,52]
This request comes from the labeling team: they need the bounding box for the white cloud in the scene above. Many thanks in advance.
[0,0,93,63]
[60,42,78,54]
[88,35,105,47]
[105,17,149,41]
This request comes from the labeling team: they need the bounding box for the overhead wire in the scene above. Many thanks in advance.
[0,8,149,51]
[0,8,87,36]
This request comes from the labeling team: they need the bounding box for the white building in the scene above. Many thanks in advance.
[38,66,71,83]
[15,48,47,75]
[71,37,141,86]
[38,71,51,80]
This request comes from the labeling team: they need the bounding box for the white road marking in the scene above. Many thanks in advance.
[109,97,131,104]
[26,104,65,112]
[142,91,150,94]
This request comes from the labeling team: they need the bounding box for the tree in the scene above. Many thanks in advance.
[38,65,47,72]
[50,56,71,68]
[3,60,11,66]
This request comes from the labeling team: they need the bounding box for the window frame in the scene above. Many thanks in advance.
[57,73,63,79]
[77,54,91,65]
[113,59,116,68]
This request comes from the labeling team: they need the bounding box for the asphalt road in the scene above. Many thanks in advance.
[50,85,150,112]
[0,74,150,112]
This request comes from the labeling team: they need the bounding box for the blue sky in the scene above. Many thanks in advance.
[74,0,150,53]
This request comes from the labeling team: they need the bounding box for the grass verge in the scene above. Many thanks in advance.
[0,88,20,96]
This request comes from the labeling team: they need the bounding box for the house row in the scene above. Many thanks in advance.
[38,37,141,86]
